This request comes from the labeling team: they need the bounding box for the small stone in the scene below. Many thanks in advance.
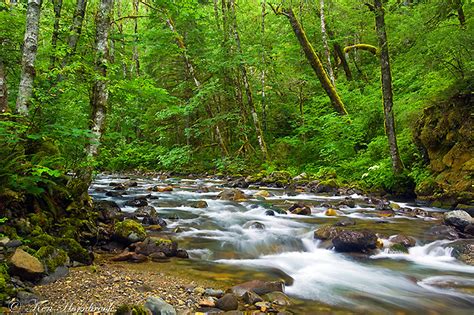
[6,239,22,248]
[199,297,216,307]
[0,236,10,246]
[204,288,224,298]
[176,249,189,259]
[325,208,338,216]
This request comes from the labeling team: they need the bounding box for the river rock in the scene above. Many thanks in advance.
[464,224,474,236]
[265,210,275,216]
[199,297,216,307]
[114,219,147,244]
[144,296,176,315]
[95,200,122,223]
[288,203,311,215]
[124,198,148,207]
[9,248,45,281]
[262,291,291,306]
[106,191,126,197]
[149,252,170,263]
[0,236,10,246]
[5,239,22,248]
[325,208,338,216]
[243,290,263,304]
[142,213,167,227]
[332,230,378,253]
[204,288,225,298]
[215,293,238,311]
[425,225,459,241]
[243,221,265,230]
[231,280,284,296]
[134,237,178,257]
[190,200,208,208]
[134,205,157,216]
[176,249,189,258]
[389,234,416,248]
[334,218,356,227]
[254,190,273,198]
[314,225,342,241]
[444,210,474,230]
[448,240,474,265]
[149,185,174,192]
[218,189,247,201]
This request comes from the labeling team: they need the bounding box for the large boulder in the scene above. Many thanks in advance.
[114,219,147,245]
[231,280,284,296]
[389,234,417,249]
[447,240,474,265]
[314,225,342,241]
[424,225,460,241]
[218,189,247,201]
[444,210,474,230]
[332,230,378,253]
[144,296,176,315]
[134,237,178,257]
[9,248,45,281]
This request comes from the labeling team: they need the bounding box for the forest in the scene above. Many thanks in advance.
[0,0,473,314]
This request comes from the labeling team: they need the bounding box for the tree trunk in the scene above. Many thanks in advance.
[229,0,269,161]
[131,0,140,76]
[333,42,353,81]
[50,0,62,69]
[261,0,267,131]
[374,0,403,173]
[166,17,228,156]
[49,0,63,69]
[455,0,466,26]
[87,0,113,157]
[63,0,87,65]
[319,0,335,85]
[280,7,348,116]
[0,60,8,114]
[16,0,42,116]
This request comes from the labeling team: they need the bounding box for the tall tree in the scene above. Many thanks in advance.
[271,5,348,116]
[261,0,267,131]
[372,0,403,173]
[229,0,269,160]
[131,0,140,76]
[49,0,62,68]
[0,59,8,113]
[319,0,335,85]
[87,0,113,157]
[16,0,42,116]
[61,0,87,68]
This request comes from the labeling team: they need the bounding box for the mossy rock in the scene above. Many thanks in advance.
[115,304,149,315]
[28,227,56,250]
[59,238,93,265]
[114,219,147,245]
[35,246,69,274]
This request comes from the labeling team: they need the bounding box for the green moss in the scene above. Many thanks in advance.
[0,264,13,302]
[59,238,92,265]
[390,243,409,253]
[154,238,172,246]
[28,227,56,250]
[35,246,69,273]
[114,219,146,242]
[115,304,149,315]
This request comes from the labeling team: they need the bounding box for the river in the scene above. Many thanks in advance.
[90,174,474,314]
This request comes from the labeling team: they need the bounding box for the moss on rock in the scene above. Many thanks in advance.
[34,246,69,274]
[114,219,147,244]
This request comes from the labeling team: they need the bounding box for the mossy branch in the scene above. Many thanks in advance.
[344,44,379,57]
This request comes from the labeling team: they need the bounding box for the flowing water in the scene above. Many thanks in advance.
[90,175,474,314]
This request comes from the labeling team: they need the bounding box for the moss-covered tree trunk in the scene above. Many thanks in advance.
[0,60,8,114]
[374,0,404,173]
[16,0,42,116]
[87,0,113,157]
[333,42,353,81]
[132,0,140,76]
[320,0,335,85]
[279,7,348,116]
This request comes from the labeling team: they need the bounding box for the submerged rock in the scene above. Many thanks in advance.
[448,240,474,265]
[314,225,342,241]
[190,200,208,208]
[425,225,460,241]
[389,234,417,249]
[243,221,265,230]
[262,291,292,306]
[231,280,284,296]
[334,218,356,227]
[332,230,378,253]
[243,290,263,304]
[124,198,148,207]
